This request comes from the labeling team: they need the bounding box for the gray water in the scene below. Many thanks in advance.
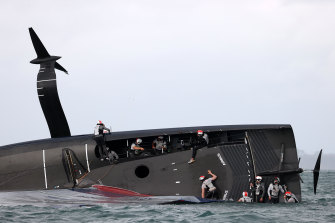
[0,171,334,222]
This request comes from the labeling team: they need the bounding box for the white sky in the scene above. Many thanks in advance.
[0,0,334,154]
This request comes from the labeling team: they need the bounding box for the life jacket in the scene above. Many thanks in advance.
[255,183,264,196]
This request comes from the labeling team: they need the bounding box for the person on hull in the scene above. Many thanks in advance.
[238,191,253,203]
[188,130,208,164]
[200,170,219,199]
[152,136,167,154]
[284,191,299,203]
[94,120,111,161]
[250,176,265,203]
[267,177,285,203]
[131,138,145,155]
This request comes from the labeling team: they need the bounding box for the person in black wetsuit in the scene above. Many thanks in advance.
[250,176,265,203]
[94,120,110,161]
[188,130,208,164]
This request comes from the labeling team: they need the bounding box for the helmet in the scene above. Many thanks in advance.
[242,191,248,197]
[97,120,103,125]
[285,191,292,197]
[197,130,204,136]
[256,176,262,181]
[136,138,142,144]
[274,177,280,183]
[158,136,164,140]
[199,176,205,181]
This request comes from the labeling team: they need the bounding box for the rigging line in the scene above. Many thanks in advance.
[245,131,257,178]
[95,163,116,184]
[77,163,115,187]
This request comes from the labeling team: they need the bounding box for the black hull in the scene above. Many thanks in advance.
[0,125,301,202]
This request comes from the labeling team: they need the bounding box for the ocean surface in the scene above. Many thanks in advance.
[0,171,334,223]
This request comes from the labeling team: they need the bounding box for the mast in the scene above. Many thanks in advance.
[29,28,71,138]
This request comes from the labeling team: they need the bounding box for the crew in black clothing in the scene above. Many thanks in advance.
[188,130,208,164]
[250,176,265,203]
[94,120,110,161]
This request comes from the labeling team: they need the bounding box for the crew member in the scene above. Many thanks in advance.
[188,130,208,164]
[250,176,265,203]
[131,138,145,155]
[284,191,299,203]
[152,136,167,154]
[267,177,285,203]
[108,150,119,163]
[200,170,219,199]
[238,191,253,203]
[94,120,111,161]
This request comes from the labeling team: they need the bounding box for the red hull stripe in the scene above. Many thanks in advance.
[92,185,151,197]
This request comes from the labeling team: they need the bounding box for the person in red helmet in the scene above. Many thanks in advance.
[284,191,299,203]
[94,121,111,161]
[238,191,253,203]
[188,130,208,164]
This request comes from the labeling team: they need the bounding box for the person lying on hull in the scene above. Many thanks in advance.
[94,120,111,161]
[188,130,208,164]
[152,136,167,154]
[250,176,265,203]
[199,170,219,199]
[131,138,145,155]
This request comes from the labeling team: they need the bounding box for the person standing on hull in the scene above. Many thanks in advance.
[199,170,219,199]
[267,177,285,203]
[188,130,208,164]
[284,191,299,203]
[94,120,111,161]
[131,138,145,155]
[250,176,265,203]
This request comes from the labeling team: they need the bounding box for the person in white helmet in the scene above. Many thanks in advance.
[188,130,208,164]
[250,176,265,203]
[267,177,285,203]
[238,191,253,203]
[199,170,218,199]
[94,121,111,161]
[131,138,145,155]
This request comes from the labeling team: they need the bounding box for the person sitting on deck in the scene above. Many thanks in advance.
[188,130,208,164]
[152,136,167,154]
[238,191,253,203]
[131,138,145,155]
[94,120,111,161]
[200,170,219,199]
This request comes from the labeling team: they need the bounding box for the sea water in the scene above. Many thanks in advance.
[0,171,334,222]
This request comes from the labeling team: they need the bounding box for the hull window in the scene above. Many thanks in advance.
[135,165,149,178]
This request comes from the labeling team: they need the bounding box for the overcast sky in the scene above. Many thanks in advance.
[0,0,334,154]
